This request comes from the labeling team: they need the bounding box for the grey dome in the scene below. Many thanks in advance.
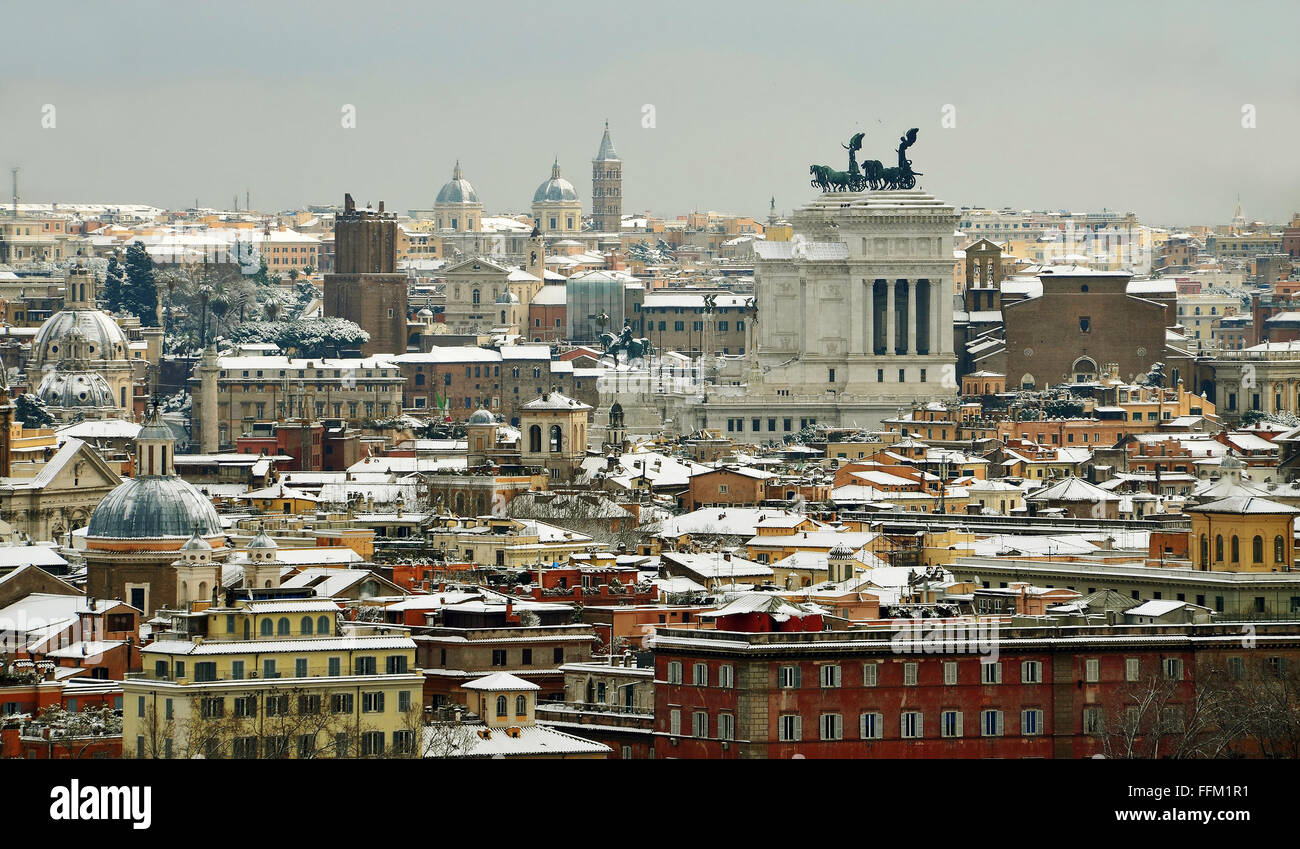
[35,369,115,409]
[467,408,495,425]
[248,530,278,550]
[88,477,223,539]
[436,161,480,204]
[533,160,579,203]
[31,309,130,364]
[181,533,212,551]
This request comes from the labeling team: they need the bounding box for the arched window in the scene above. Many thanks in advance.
[1199,534,1208,569]
[1252,535,1264,563]
[180,581,188,598]
[198,581,207,600]
[1215,535,1224,562]
[277,617,290,636]
[549,425,562,453]
[528,425,542,453]
[496,695,507,717]
[515,694,526,716]
[472,289,481,305]
[1276,535,1286,563]
[243,620,251,640]
[1231,535,1240,563]
[260,618,273,637]
[301,616,314,635]
[318,615,331,635]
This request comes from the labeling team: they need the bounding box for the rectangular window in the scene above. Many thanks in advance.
[718,713,735,741]
[386,655,408,674]
[819,713,843,741]
[692,663,709,686]
[298,694,321,715]
[231,661,244,680]
[328,657,340,677]
[778,665,802,688]
[667,661,683,684]
[862,664,878,687]
[981,709,1004,737]
[669,709,681,736]
[1083,706,1102,736]
[903,662,919,686]
[234,697,256,718]
[195,662,217,682]
[941,710,963,738]
[200,697,224,719]
[943,661,958,686]
[355,656,377,675]
[1021,660,1042,684]
[360,731,384,757]
[492,650,507,667]
[860,712,883,740]
[901,711,923,739]
[1022,708,1043,736]
[295,658,308,678]
[362,692,385,713]
[1085,658,1101,683]
[399,690,412,712]
[692,711,709,738]
[820,664,842,688]
[981,661,1002,684]
[331,693,354,714]
[778,714,802,742]
[1164,658,1183,681]
[718,664,735,688]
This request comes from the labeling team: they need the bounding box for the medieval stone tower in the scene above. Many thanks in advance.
[592,122,622,234]
[323,194,409,356]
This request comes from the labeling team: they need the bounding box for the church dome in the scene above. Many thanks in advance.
[87,477,223,540]
[533,160,579,203]
[467,408,496,425]
[31,309,130,365]
[181,533,213,551]
[35,369,116,409]
[247,530,279,550]
[436,161,480,204]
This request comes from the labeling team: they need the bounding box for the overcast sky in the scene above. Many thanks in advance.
[2,0,1297,226]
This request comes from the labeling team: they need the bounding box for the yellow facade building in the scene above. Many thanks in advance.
[122,598,423,758]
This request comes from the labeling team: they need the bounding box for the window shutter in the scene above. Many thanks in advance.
[996,711,1004,736]
[916,713,923,738]
[793,715,802,742]
[793,666,802,688]
[955,711,964,737]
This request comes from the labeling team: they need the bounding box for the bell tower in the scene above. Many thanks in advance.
[592,122,622,234]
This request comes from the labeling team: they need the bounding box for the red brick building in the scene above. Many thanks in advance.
[650,617,1300,759]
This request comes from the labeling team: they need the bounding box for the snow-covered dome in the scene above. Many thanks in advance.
[248,530,279,550]
[31,309,130,365]
[35,369,116,409]
[467,408,495,425]
[181,533,213,552]
[436,161,480,204]
[88,477,223,540]
[828,543,855,559]
[533,160,579,203]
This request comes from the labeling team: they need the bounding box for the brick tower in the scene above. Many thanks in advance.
[323,194,409,356]
[592,122,622,234]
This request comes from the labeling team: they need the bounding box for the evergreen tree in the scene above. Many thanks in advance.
[14,393,55,428]
[121,241,160,327]
[103,253,125,311]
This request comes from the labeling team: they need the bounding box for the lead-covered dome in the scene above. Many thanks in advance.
[35,369,116,409]
[533,160,579,203]
[436,160,480,204]
[467,408,495,425]
[87,477,223,540]
[31,309,130,365]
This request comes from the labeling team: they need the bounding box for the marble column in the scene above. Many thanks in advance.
[909,280,920,353]
[886,279,896,356]
[861,279,873,355]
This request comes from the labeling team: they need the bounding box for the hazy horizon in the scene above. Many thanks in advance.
[2,0,1298,227]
